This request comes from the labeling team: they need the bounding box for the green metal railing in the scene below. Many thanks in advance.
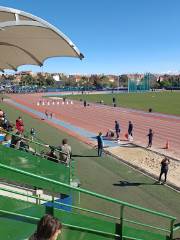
[0,162,177,240]
[0,143,75,186]
[0,210,119,239]
[1,128,67,156]
[0,186,120,221]
[0,129,75,182]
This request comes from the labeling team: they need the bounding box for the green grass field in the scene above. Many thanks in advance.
[1,101,180,231]
[62,91,180,115]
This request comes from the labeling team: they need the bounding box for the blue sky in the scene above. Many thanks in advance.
[1,0,180,74]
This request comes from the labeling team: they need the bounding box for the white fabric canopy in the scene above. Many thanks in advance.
[0,6,84,71]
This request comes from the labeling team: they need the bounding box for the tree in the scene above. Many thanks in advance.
[159,80,171,88]
[20,75,34,85]
[90,75,103,89]
[100,75,110,88]
[119,75,128,87]
[45,76,55,86]
[109,81,117,88]
[36,74,45,86]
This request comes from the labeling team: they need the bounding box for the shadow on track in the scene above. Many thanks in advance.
[113,180,160,187]
[72,154,98,158]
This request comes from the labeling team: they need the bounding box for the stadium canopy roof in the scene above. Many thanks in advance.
[0,6,84,72]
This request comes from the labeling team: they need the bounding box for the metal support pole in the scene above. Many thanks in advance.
[78,191,81,205]
[170,219,175,240]
[35,188,43,205]
[69,162,71,184]
[45,195,54,216]
[120,205,125,239]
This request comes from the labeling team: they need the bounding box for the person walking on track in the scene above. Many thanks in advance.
[147,128,154,148]
[83,100,87,107]
[158,157,170,184]
[128,121,133,138]
[115,120,120,139]
[45,110,49,119]
[97,132,103,157]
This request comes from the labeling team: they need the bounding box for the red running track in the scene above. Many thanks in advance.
[8,93,180,159]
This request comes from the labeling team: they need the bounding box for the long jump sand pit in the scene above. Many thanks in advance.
[107,144,180,190]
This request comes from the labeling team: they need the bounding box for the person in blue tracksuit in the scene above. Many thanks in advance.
[115,120,120,139]
[97,132,103,157]
[158,157,170,184]
[128,121,133,137]
[147,128,154,148]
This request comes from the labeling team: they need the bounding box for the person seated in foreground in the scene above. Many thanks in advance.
[29,214,62,240]
[59,138,72,166]
[0,126,6,141]
[0,109,4,118]
[0,117,4,128]
[19,136,30,152]
[1,117,8,130]
[1,133,11,147]
[5,130,35,153]
[47,147,58,163]
[10,130,22,149]
[5,121,13,132]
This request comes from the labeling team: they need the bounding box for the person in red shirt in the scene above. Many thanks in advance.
[16,116,24,133]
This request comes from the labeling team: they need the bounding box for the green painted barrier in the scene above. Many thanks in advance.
[0,145,71,195]
[0,162,177,240]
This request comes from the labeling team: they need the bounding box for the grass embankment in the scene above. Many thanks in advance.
[62,91,180,116]
[0,101,180,229]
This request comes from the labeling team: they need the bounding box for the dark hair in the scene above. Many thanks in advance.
[36,214,62,239]
[62,138,68,145]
